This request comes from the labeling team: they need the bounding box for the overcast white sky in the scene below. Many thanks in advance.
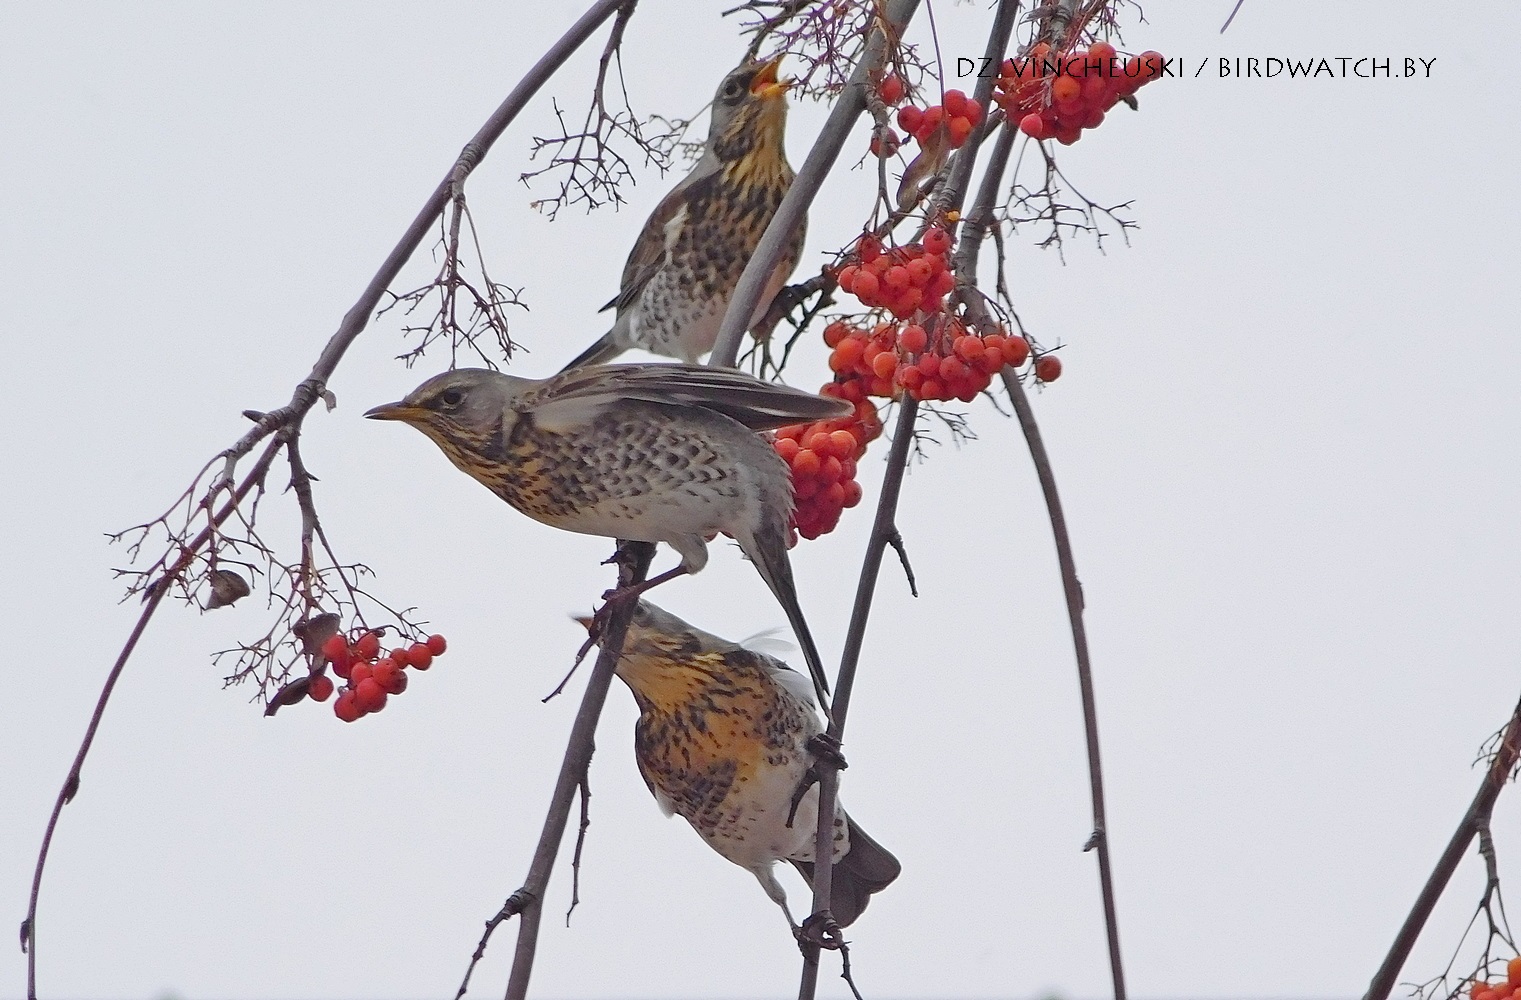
[4,2,1521,998]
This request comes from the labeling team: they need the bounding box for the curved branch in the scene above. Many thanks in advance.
[996,363,1127,1000]
[20,5,627,997]
[20,437,283,998]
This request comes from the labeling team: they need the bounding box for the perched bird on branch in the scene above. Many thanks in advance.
[559,55,804,371]
[579,599,900,929]
[365,363,849,707]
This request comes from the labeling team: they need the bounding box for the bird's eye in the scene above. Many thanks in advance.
[437,388,465,409]
[721,78,745,102]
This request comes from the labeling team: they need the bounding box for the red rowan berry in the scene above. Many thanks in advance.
[334,690,362,722]
[308,674,335,702]
[354,678,387,714]
[354,632,380,661]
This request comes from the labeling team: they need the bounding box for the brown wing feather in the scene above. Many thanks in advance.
[602,167,718,315]
[526,363,851,432]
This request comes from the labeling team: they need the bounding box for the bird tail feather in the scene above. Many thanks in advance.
[747,518,832,708]
[790,816,902,927]
[558,329,626,373]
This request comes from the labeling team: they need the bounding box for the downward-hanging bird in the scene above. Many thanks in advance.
[560,56,804,371]
[365,363,850,708]
[580,600,900,930]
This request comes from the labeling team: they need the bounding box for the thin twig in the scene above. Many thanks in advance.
[456,890,533,1000]
[1220,0,1246,33]
[796,5,1017,999]
[998,367,1127,1000]
[565,774,593,925]
[1362,696,1521,1000]
[502,542,655,1000]
[981,119,1131,996]
[968,2,1132,995]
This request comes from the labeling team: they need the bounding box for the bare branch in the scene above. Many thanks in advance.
[1362,695,1521,1000]
[22,4,629,996]
[520,1,695,219]
[501,542,656,1000]
[22,437,283,992]
[379,195,527,369]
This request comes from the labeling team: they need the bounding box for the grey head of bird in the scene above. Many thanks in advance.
[707,55,792,165]
[363,368,529,460]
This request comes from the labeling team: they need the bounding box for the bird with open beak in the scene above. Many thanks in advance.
[559,55,804,371]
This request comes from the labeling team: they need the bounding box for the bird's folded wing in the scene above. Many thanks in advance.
[599,169,707,314]
[767,658,822,713]
[528,363,852,433]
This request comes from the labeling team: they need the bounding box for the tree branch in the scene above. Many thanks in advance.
[1362,697,1521,1000]
[20,437,283,997]
[500,542,655,1000]
[970,4,1131,997]
[996,363,1127,1000]
[20,5,627,997]
[795,4,1018,999]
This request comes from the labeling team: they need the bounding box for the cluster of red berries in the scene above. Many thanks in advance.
[896,89,984,150]
[773,398,883,541]
[869,74,985,157]
[1470,958,1521,1000]
[992,41,1164,145]
[827,316,1058,403]
[835,228,957,320]
[317,630,448,722]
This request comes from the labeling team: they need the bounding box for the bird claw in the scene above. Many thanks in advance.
[784,737,848,829]
[795,911,845,951]
[807,733,848,772]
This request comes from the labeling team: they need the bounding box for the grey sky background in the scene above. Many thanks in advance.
[4,2,1520,998]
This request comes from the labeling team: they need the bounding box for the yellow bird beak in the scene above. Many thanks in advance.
[750,55,790,100]
[363,401,420,421]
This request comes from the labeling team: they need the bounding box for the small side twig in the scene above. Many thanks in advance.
[521,0,690,218]
[566,774,593,925]
[454,889,535,1000]
[884,528,918,597]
